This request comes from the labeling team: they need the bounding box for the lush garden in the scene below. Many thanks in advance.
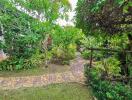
[0,0,84,71]
[76,0,132,100]
[0,0,132,100]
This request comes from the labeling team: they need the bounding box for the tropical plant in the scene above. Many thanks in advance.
[76,0,132,99]
[0,0,83,70]
[51,26,84,64]
[12,0,71,22]
[84,64,132,100]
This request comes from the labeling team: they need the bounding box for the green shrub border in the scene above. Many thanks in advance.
[84,64,132,100]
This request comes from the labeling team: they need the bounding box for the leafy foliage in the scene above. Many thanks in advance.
[0,0,43,57]
[76,1,132,99]
[95,57,121,76]
[0,0,84,70]
[84,64,132,100]
[51,26,84,64]
[76,0,132,34]
[12,0,71,22]
[0,0,46,70]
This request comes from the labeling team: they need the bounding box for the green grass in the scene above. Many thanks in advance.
[0,83,93,100]
[0,64,70,77]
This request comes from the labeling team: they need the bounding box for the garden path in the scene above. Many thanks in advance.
[0,54,88,90]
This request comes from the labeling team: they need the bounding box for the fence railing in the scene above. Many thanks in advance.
[86,47,132,82]
[86,47,132,68]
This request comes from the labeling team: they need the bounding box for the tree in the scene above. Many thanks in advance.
[0,0,80,70]
[76,0,132,78]
[76,0,132,35]
[12,0,71,23]
[77,1,132,99]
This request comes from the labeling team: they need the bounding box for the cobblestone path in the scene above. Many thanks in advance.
[0,55,87,90]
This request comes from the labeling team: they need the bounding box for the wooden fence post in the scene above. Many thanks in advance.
[89,49,93,68]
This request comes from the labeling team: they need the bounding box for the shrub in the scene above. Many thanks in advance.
[0,57,30,71]
[95,57,121,76]
[50,26,84,64]
[0,1,47,70]
[84,64,132,100]
[51,43,76,65]
[0,52,46,71]
[81,50,90,59]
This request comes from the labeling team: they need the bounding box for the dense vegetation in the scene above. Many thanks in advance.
[0,0,132,99]
[76,0,132,100]
[0,0,83,70]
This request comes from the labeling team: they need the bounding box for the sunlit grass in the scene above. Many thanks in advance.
[0,64,70,77]
[0,83,93,100]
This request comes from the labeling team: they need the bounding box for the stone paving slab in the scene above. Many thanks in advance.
[0,55,87,90]
[0,72,85,90]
